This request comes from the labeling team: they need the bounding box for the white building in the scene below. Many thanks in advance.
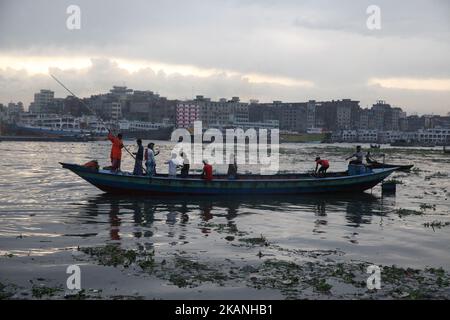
[341,130,358,142]
[357,130,378,142]
[417,129,450,145]
[233,119,279,130]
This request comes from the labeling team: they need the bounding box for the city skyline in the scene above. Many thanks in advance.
[1,86,448,117]
[1,0,449,115]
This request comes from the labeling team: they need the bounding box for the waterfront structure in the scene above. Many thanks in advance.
[416,128,450,145]
[316,99,360,131]
[193,95,249,128]
[233,119,279,130]
[248,101,307,132]
[4,86,450,141]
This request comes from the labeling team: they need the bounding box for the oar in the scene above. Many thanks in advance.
[50,74,147,174]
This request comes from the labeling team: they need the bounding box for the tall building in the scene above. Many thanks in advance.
[248,101,307,132]
[110,102,122,121]
[316,99,360,131]
[370,100,405,131]
[7,101,24,114]
[30,89,54,113]
[406,115,425,131]
[306,100,316,129]
[195,95,249,128]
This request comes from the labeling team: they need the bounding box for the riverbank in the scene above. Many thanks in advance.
[0,135,105,142]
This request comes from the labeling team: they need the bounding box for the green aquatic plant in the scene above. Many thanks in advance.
[384,179,403,185]
[238,234,269,246]
[420,203,436,212]
[395,208,424,217]
[76,240,450,299]
[0,282,14,300]
[80,245,138,267]
[31,285,63,298]
[411,167,422,174]
[423,221,450,229]
[309,278,332,293]
[425,172,448,180]
[64,289,87,300]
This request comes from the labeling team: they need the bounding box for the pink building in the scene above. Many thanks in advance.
[176,102,201,128]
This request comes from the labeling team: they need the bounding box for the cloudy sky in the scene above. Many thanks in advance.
[0,0,449,114]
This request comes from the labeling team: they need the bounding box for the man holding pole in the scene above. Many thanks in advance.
[108,131,124,172]
[133,139,144,175]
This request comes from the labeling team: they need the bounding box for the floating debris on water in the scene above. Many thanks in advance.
[395,208,424,217]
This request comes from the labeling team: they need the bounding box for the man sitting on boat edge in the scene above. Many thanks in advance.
[346,145,364,165]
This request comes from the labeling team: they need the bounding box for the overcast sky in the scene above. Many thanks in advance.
[0,0,449,114]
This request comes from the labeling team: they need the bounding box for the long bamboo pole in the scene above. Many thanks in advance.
[50,74,147,173]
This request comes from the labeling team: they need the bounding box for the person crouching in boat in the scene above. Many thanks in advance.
[315,156,329,177]
[108,131,123,173]
[201,159,213,181]
[132,138,144,175]
[365,151,378,165]
[145,142,159,176]
[165,153,179,178]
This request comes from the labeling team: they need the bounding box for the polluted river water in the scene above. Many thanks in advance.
[0,141,449,299]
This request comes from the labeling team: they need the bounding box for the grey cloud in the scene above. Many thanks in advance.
[1,58,449,115]
[0,0,449,114]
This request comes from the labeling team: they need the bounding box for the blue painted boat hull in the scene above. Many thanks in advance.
[60,163,396,195]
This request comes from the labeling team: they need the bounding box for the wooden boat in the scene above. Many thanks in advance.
[60,162,396,195]
[367,162,413,172]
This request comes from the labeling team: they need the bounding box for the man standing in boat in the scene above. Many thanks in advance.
[108,131,123,172]
[132,138,144,175]
[165,153,180,178]
[145,142,159,176]
[180,152,190,178]
[227,154,238,179]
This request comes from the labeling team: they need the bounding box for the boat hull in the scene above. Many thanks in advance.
[60,163,396,195]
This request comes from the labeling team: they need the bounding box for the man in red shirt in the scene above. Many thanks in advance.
[201,160,213,181]
[108,131,124,172]
[315,156,329,177]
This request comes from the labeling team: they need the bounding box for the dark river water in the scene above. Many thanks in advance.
[1,141,449,299]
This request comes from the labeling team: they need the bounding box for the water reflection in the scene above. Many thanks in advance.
[80,193,388,242]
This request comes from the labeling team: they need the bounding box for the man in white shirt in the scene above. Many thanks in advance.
[346,145,364,165]
[166,153,179,178]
